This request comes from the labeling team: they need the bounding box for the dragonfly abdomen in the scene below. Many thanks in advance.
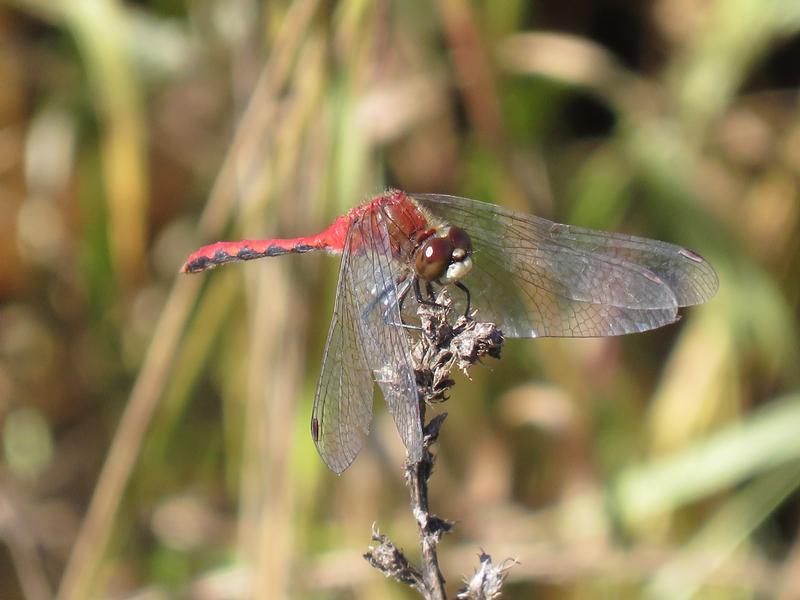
[181,237,331,273]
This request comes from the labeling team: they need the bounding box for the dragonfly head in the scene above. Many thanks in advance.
[415,227,473,284]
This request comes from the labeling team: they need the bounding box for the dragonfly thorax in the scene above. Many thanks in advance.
[414,226,473,284]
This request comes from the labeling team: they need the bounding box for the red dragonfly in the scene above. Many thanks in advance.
[182,190,718,473]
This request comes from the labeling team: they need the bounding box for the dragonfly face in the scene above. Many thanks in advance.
[414,226,474,285]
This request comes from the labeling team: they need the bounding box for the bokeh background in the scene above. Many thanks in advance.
[1,0,800,598]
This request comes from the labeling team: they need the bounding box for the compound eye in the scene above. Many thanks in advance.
[415,237,452,281]
[448,227,472,258]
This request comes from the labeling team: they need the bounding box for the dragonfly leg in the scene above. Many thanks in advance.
[397,277,412,315]
[414,277,440,307]
[455,281,471,316]
[425,281,436,301]
[372,277,421,331]
[395,280,423,330]
[364,272,409,319]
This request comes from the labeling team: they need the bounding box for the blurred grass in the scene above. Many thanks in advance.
[0,0,799,598]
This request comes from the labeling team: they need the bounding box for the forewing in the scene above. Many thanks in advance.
[349,208,423,464]
[312,209,423,472]
[413,194,718,338]
[312,225,375,474]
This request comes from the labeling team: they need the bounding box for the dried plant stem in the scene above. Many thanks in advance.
[407,405,449,600]
[365,291,508,599]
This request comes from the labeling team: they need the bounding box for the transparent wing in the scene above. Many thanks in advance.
[412,194,719,338]
[351,208,423,463]
[311,209,422,473]
[311,224,375,474]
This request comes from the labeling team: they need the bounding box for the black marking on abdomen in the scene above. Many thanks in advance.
[265,244,317,257]
[311,416,320,441]
[234,247,258,260]
[186,257,212,272]
[214,249,236,263]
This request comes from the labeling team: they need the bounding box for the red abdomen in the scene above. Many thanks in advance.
[180,190,432,273]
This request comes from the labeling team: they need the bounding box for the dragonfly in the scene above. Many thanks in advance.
[182,190,719,473]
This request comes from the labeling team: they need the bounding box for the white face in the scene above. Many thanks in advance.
[442,255,472,284]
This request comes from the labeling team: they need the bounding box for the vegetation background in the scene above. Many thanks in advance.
[1,0,799,598]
